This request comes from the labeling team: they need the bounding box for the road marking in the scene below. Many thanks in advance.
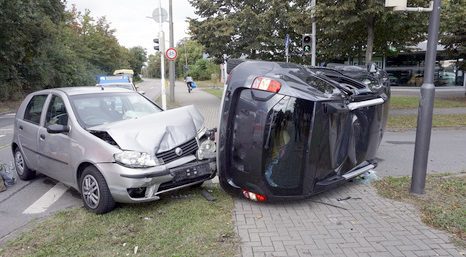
[23,182,69,214]
[0,135,4,138]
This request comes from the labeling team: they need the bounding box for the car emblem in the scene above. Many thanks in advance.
[175,147,183,156]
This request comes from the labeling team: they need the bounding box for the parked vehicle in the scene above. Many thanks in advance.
[12,87,217,213]
[218,60,390,202]
[96,75,145,94]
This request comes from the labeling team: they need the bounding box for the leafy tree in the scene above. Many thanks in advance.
[188,0,308,63]
[440,0,465,69]
[128,46,148,78]
[174,39,204,78]
[315,0,430,63]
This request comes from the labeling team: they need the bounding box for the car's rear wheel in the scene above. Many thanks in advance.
[14,148,35,180]
[80,166,115,214]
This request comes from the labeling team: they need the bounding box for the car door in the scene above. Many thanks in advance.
[17,94,49,171]
[37,94,73,184]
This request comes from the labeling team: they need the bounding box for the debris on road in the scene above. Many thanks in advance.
[201,189,216,201]
[0,162,16,190]
[336,196,362,201]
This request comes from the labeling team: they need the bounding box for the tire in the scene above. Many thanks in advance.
[226,59,245,74]
[14,148,35,180]
[79,166,115,214]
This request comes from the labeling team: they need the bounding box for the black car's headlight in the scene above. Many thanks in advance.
[114,151,163,168]
[362,78,383,91]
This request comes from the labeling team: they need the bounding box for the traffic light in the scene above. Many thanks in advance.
[302,34,312,55]
[153,38,160,51]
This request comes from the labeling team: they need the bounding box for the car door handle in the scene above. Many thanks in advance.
[39,134,46,140]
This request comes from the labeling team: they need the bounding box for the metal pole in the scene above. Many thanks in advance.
[410,0,441,194]
[159,0,167,110]
[310,0,316,66]
[168,0,175,102]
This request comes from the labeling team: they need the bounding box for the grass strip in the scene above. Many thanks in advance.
[390,96,466,109]
[0,187,238,257]
[373,174,466,246]
[202,88,224,99]
[388,114,466,129]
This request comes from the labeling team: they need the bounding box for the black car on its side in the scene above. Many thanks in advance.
[218,60,390,202]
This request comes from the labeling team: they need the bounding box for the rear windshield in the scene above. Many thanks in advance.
[70,92,161,128]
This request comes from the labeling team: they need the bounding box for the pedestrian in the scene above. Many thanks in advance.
[185,76,194,93]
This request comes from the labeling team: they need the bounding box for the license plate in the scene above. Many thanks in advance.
[170,162,210,182]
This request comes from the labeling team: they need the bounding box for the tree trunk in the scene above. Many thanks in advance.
[365,15,375,64]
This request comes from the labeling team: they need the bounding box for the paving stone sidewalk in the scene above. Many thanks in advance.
[173,83,465,257]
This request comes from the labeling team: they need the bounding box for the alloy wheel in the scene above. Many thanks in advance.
[82,174,100,209]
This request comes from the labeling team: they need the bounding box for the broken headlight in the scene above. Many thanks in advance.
[197,139,216,160]
[114,151,163,168]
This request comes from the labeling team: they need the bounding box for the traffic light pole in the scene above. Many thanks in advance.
[310,0,316,66]
[158,0,167,110]
[411,0,441,194]
[168,0,175,103]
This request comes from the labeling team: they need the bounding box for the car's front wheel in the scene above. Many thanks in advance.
[14,148,35,180]
[80,166,115,214]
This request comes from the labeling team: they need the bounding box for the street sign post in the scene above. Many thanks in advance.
[165,47,177,61]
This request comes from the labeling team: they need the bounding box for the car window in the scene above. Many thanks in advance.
[24,95,48,124]
[70,92,162,128]
[45,95,68,127]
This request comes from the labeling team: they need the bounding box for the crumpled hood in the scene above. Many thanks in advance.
[89,105,204,154]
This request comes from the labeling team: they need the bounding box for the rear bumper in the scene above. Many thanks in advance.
[96,159,217,203]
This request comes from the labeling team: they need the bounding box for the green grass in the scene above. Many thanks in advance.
[390,96,466,109]
[373,174,466,245]
[203,88,224,99]
[388,114,466,129]
[0,187,238,257]
[195,80,223,89]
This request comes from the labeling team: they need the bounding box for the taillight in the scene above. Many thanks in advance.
[251,77,281,93]
[242,189,267,202]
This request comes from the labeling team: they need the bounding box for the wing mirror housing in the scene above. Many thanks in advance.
[47,124,70,134]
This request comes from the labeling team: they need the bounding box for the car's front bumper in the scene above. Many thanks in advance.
[95,157,217,203]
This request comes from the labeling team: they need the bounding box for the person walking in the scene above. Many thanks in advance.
[185,76,194,93]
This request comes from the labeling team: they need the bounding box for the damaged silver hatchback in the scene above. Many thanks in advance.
[12,87,217,213]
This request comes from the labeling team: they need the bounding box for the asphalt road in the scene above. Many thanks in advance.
[0,79,162,245]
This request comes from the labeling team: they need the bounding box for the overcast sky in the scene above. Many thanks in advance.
[66,0,197,55]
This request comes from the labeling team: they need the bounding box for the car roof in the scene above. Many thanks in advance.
[34,87,134,96]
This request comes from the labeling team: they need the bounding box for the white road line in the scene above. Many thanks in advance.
[23,182,69,214]
[0,135,4,138]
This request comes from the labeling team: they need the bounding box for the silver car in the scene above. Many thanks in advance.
[12,87,217,213]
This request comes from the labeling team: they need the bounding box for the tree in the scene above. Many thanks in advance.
[440,0,465,69]
[188,0,308,63]
[128,46,148,78]
[315,0,430,63]
[174,39,204,78]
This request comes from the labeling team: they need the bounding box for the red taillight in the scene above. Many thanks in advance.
[242,189,267,202]
[251,77,281,93]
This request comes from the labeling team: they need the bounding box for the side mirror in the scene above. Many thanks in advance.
[47,124,70,134]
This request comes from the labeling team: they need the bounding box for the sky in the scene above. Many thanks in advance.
[66,0,197,55]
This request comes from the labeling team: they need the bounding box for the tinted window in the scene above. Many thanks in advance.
[70,92,162,128]
[45,95,68,127]
[24,95,48,124]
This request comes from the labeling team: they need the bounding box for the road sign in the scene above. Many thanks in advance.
[151,8,168,23]
[165,47,177,61]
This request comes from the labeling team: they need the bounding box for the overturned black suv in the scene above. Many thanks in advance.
[218,60,390,202]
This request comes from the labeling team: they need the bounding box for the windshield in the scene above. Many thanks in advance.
[98,84,134,91]
[70,92,162,128]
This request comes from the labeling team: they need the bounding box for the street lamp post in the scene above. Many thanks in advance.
[385,0,442,194]
[411,0,441,194]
